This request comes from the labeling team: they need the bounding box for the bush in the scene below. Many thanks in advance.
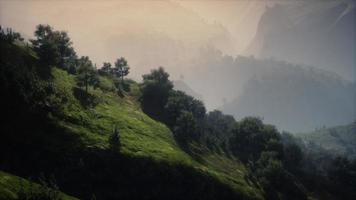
[17,176,60,200]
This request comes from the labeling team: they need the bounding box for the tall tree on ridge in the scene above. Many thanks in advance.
[114,57,129,82]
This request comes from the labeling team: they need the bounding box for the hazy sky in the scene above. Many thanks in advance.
[0,0,267,79]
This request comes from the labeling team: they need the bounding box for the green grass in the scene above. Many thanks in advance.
[0,170,77,200]
[46,68,263,199]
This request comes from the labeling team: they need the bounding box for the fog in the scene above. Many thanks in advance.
[1,0,355,132]
[0,0,264,78]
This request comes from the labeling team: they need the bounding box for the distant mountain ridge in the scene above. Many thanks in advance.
[246,1,356,80]
[220,57,356,132]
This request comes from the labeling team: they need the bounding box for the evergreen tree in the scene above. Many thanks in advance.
[76,56,99,93]
[109,125,121,153]
[113,57,129,82]
[98,62,112,76]
[30,24,77,71]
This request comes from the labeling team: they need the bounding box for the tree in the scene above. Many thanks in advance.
[174,111,198,142]
[109,125,121,153]
[204,110,235,142]
[0,26,24,43]
[140,67,173,120]
[165,90,206,127]
[76,56,99,93]
[30,24,77,72]
[98,62,112,76]
[113,57,129,82]
[229,117,281,162]
[283,143,303,173]
[56,31,77,73]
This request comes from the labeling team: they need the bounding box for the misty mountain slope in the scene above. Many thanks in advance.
[246,1,356,80]
[220,58,356,132]
[298,123,356,159]
[173,80,203,101]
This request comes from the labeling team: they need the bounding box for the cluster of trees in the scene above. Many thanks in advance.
[0,26,24,42]
[98,58,130,82]
[139,67,206,143]
[30,24,77,76]
[139,67,356,199]
[26,24,131,95]
[98,57,130,94]
[281,133,356,199]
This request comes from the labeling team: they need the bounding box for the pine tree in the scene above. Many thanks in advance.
[109,125,120,153]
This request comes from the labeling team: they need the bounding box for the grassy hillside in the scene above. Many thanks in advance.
[298,123,356,159]
[0,170,77,200]
[3,27,354,200]
[0,63,261,199]
[48,68,262,199]
[0,39,263,199]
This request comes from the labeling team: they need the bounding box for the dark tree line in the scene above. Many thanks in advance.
[139,67,356,200]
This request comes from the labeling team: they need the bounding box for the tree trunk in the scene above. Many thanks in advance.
[85,71,88,93]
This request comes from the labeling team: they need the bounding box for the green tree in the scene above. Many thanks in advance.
[98,62,112,76]
[204,110,236,143]
[140,67,173,120]
[255,151,285,185]
[76,56,99,93]
[30,24,77,72]
[229,117,281,162]
[0,26,24,42]
[114,57,129,82]
[283,143,303,173]
[109,125,121,153]
[174,111,198,142]
[165,90,206,127]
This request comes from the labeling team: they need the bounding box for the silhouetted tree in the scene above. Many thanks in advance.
[109,125,121,153]
[140,67,173,120]
[0,26,23,42]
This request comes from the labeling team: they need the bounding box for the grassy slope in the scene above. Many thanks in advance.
[50,68,263,200]
[297,123,356,158]
[0,170,77,200]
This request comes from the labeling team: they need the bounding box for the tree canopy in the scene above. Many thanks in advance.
[30,24,77,72]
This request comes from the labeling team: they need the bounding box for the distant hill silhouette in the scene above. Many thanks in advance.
[220,57,356,132]
[246,1,356,80]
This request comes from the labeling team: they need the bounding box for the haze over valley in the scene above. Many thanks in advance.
[1,1,356,199]
[1,0,355,132]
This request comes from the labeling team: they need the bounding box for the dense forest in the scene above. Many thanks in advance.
[0,25,355,200]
